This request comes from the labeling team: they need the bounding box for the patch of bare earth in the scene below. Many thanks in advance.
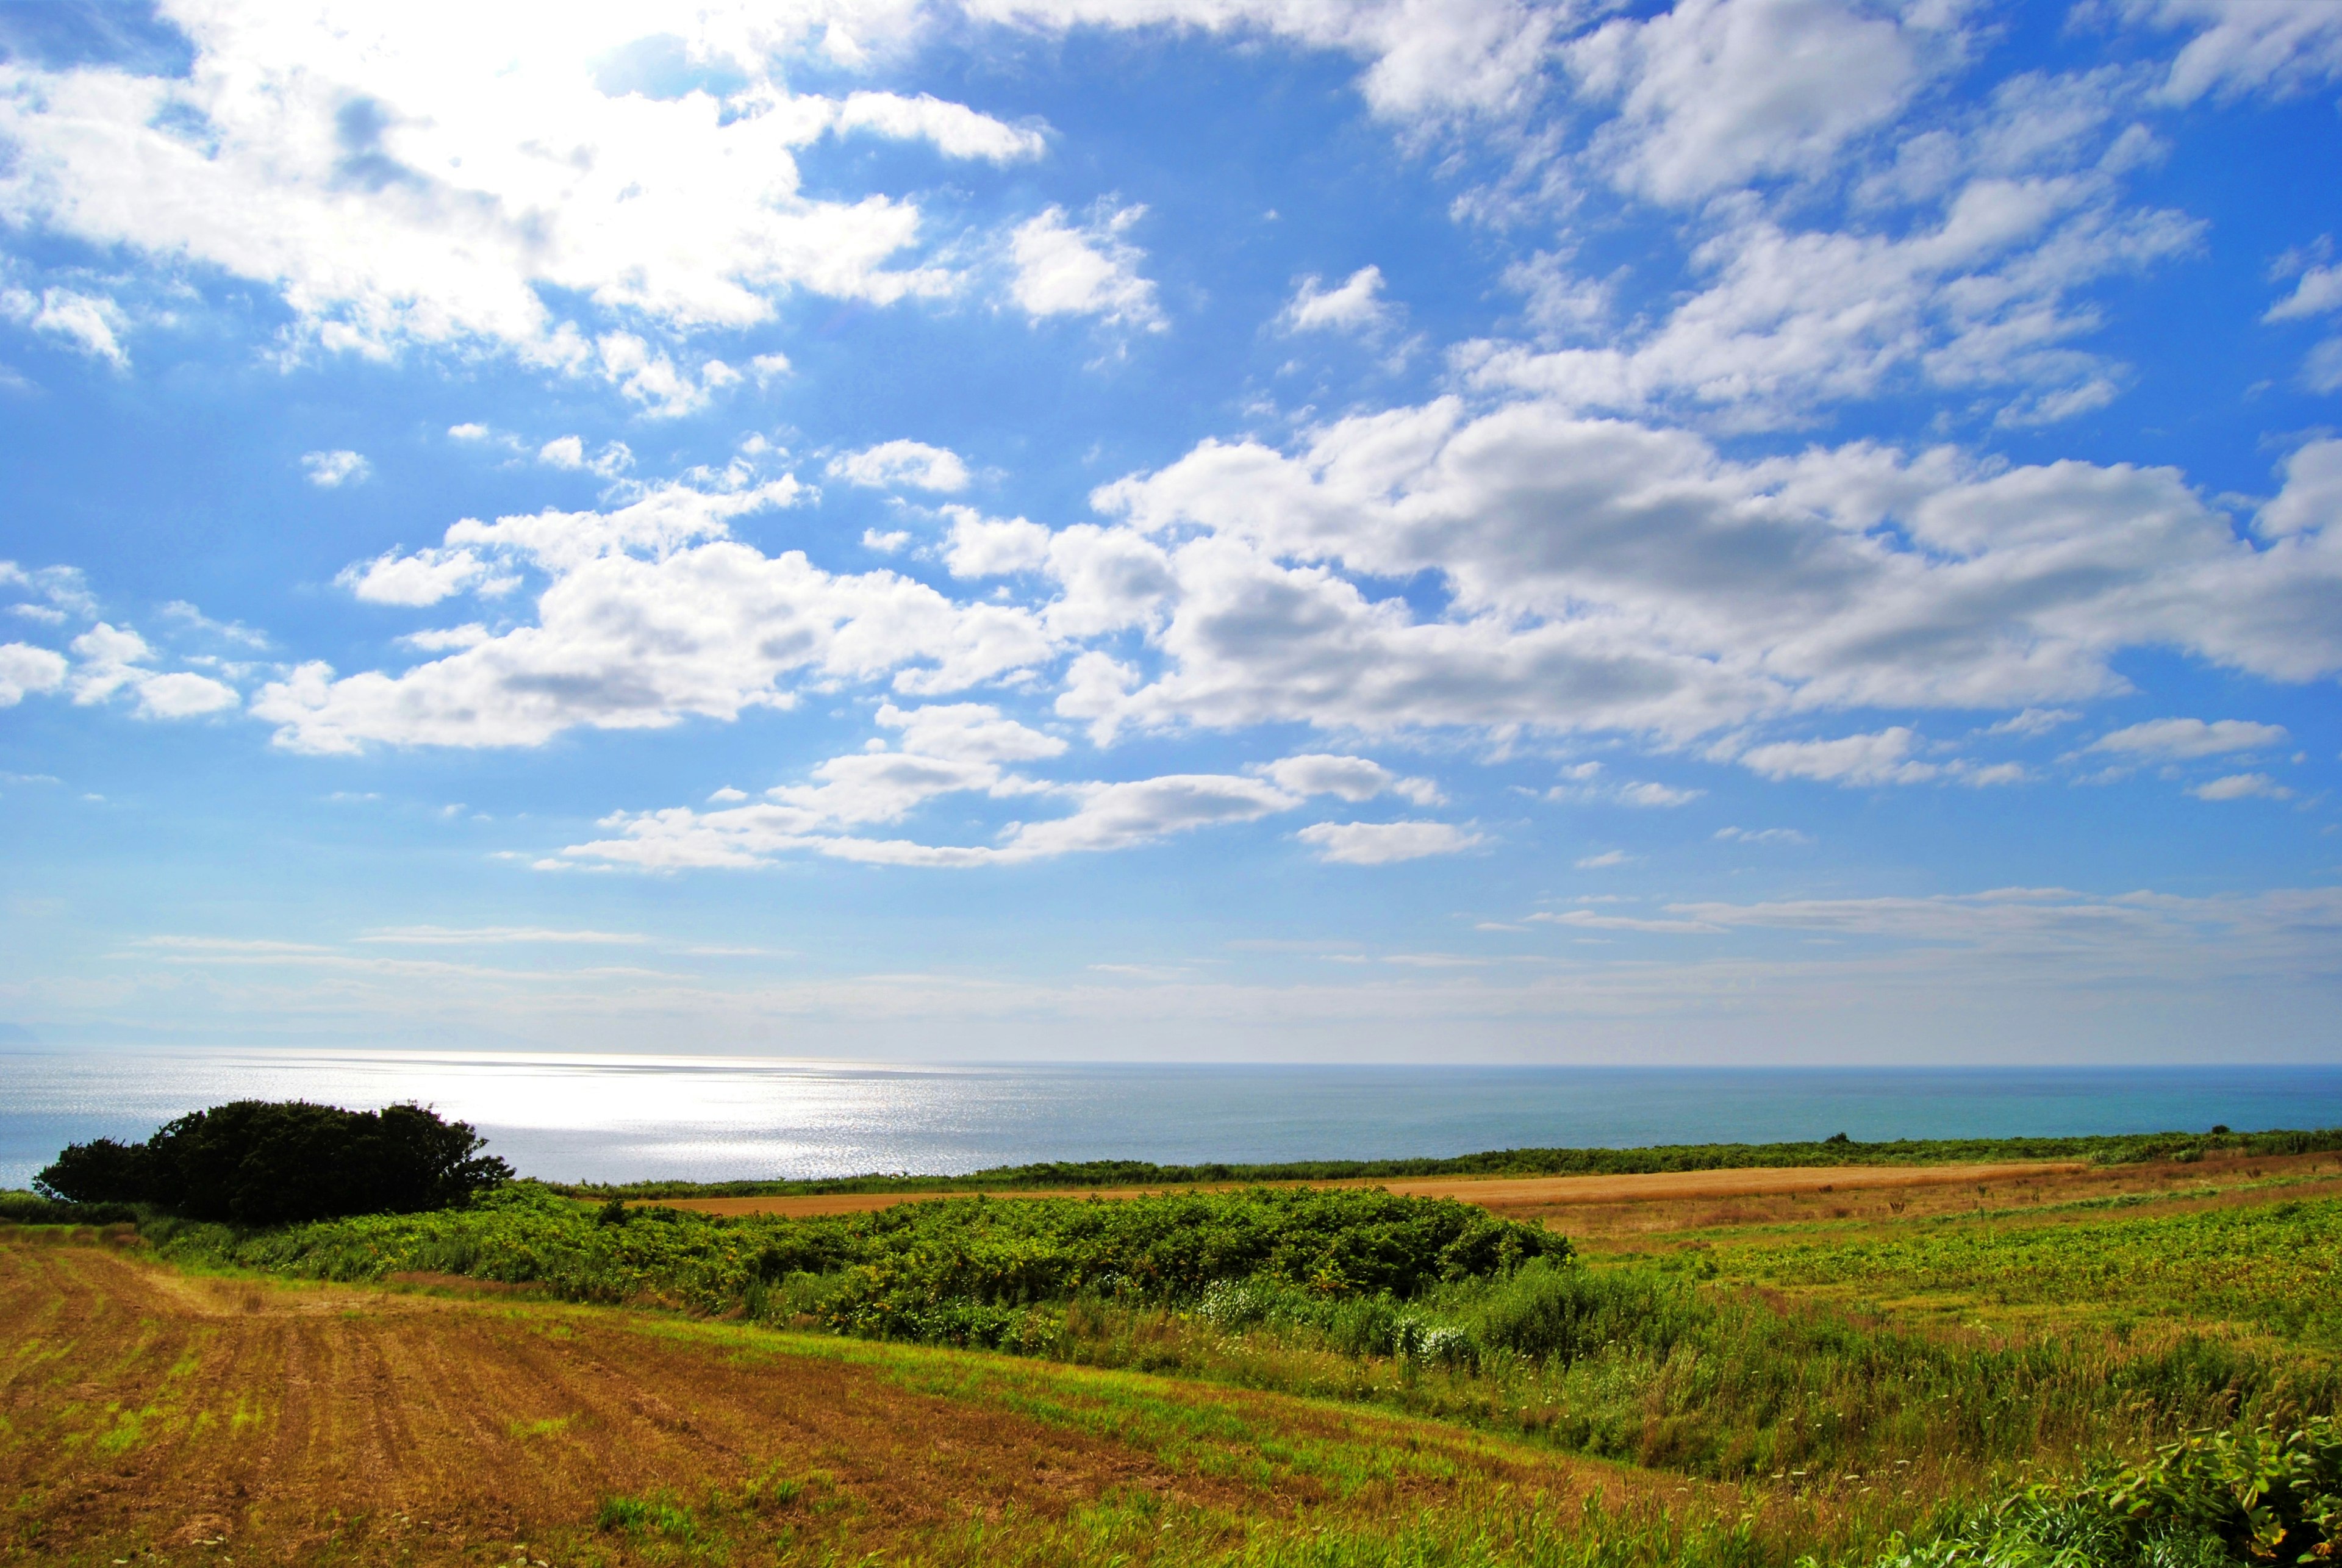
[0,1240,1648,1566]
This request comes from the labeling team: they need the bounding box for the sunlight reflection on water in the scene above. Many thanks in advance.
[5,1049,2341,1187]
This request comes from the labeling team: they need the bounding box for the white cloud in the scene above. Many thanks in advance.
[1576,850,1633,868]
[2087,717,2288,759]
[829,90,1047,162]
[1296,820,1482,864]
[448,422,490,440]
[2267,264,2342,323]
[2118,0,2342,104]
[2307,338,2342,395]
[557,715,1468,871]
[1565,0,1937,205]
[876,700,1065,761]
[1464,173,2200,427]
[1736,728,1936,786]
[862,528,911,553]
[961,0,1557,121]
[1546,762,1703,806]
[829,439,971,493]
[2257,440,2342,539]
[1985,707,2079,737]
[0,642,68,706]
[1280,267,1394,335]
[132,671,241,719]
[159,601,269,648]
[1264,754,1442,805]
[1714,825,1812,844]
[0,286,129,367]
[1527,908,1721,934]
[59,622,240,718]
[398,623,491,652]
[337,548,504,607]
[0,7,1051,396]
[68,623,156,704]
[1009,205,1164,331]
[263,479,1054,753]
[540,435,634,477]
[2188,772,2293,801]
[357,925,646,945]
[301,449,371,487]
[1083,400,2342,746]
[944,507,1052,578]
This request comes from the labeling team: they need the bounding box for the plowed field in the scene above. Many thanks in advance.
[0,1235,1684,1567]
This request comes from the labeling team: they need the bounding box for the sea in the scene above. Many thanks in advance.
[6,1050,2342,1190]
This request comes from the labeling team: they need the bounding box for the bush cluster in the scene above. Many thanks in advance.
[1873,1417,2341,1568]
[154,1181,1566,1334]
[35,1100,512,1224]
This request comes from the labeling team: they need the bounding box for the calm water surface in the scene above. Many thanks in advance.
[5,1050,2341,1188]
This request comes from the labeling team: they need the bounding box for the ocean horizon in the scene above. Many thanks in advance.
[6,1050,2342,1190]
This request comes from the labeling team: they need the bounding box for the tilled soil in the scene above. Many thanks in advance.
[0,1239,1629,1567]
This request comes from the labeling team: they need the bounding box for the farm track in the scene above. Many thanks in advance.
[0,1239,1649,1567]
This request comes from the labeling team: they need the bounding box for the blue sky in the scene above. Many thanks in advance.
[1,0,2338,1064]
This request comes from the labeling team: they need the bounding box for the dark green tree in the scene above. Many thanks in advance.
[36,1100,512,1224]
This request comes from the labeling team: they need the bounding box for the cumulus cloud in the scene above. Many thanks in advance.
[1263,754,1443,805]
[2188,772,2293,801]
[58,623,240,718]
[0,286,129,366]
[1737,728,1939,786]
[944,507,1052,578]
[1297,820,1482,864]
[1280,267,1395,335]
[0,642,68,706]
[301,449,371,487]
[337,548,506,607]
[2086,717,2288,759]
[132,671,242,718]
[1564,0,1938,205]
[263,478,1055,753]
[1080,399,2342,750]
[539,436,634,477]
[1009,205,1164,331]
[829,439,971,492]
[0,6,1050,396]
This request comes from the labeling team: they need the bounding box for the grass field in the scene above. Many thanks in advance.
[4,1139,2338,1566]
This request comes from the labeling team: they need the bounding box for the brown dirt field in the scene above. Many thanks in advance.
[0,1238,1660,1567]
[1552,1148,2342,1247]
[658,1159,2087,1220]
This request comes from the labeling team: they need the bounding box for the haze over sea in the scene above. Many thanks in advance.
[7,1051,2342,1191]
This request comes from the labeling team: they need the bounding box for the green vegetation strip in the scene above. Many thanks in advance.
[551,1128,2342,1200]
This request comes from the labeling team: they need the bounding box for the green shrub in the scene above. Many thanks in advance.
[36,1100,512,1224]
[0,1189,139,1226]
[1864,1417,2342,1568]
